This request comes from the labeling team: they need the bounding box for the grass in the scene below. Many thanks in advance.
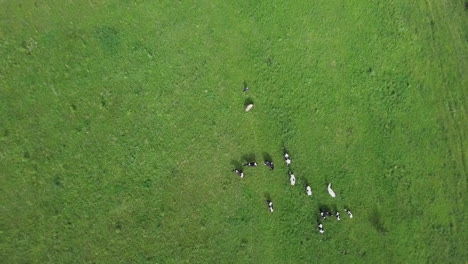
[0,0,466,263]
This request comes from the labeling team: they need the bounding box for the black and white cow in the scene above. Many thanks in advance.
[344,208,353,218]
[264,161,275,170]
[336,211,341,221]
[243,162,258,167]
[284,152,291,166]
[232,169,244,178]
[289,171,296,186]
[318,223,324,234]
[267,200,274,213]
[320,209,327,220]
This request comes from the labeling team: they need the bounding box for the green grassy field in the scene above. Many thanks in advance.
[1,0,466,263]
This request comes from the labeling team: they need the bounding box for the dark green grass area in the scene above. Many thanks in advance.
[0,0,466,263]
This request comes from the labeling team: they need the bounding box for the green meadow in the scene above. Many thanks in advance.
[0,0,466,263]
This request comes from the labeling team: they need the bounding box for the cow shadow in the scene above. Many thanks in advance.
[244,98,254,107]
[230,160,242,170]
[262,152,272,162]
[318,204,332,213]
[241,153,256,163]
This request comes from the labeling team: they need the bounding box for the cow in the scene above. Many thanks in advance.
[336,211,341,221]
[264,161,275,170]
[327,183,336,197]
[243,162,257,167]
[232,169,244,178]
[284,152,291,166]
[267,200,274,213]
[289,171,296,185]
[320,209,327,220]
[306,185,312,196]
[318,223,324,234]
[344,208,353,218]
[245,104,254,112]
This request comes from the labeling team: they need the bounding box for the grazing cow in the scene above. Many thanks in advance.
[232,169,244,178]
[327,183,336,197]
[344,208,353,218]
[245,104,254,112]
[267,200,274,213]
[320,210,327,220]
[318,223,324,234]
[289,171,296,186]
[284,152,291,166]
[326,211,333,217]
[243,162,257,167]
[264,161,275,170]
[336,212,341,221]
[306,185,312,196]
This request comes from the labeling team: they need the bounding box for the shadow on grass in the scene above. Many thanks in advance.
[331,204,338,212]
[241,153,256,163]
[262,152,272,162]
[369,207,388,234]
[244,98,254,107]
[230,160,242,170]
[318,204,332,213]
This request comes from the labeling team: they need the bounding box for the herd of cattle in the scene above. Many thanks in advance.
[234,86,353,234]
[232,151,353,234]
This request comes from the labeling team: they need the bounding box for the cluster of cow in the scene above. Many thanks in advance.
[316,208,353,233]
[234,85,353,234]
[232,151,353,234]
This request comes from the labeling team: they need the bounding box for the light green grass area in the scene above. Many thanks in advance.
[0,0,466,263]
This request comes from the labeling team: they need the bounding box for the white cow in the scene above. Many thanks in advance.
[306,185,312,196]
[289,172,296,185]
[245,104,254,112]
[327,183,336,197]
